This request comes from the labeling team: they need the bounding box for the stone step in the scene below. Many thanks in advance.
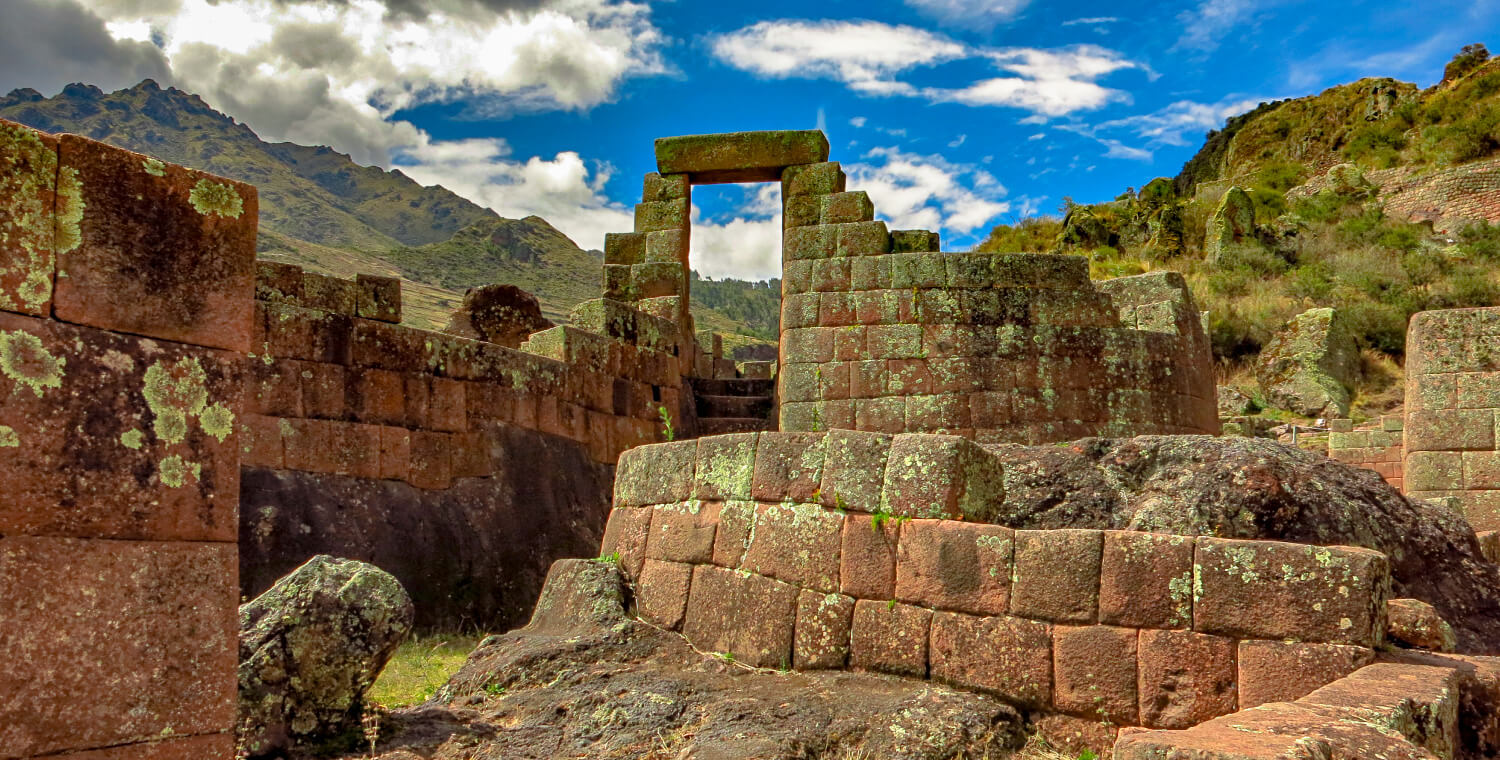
[697,393,773,419]
[697,417,775,435]
[690,378,776,397]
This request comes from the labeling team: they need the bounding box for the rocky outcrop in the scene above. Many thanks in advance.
[352,559,1027,760]
[1388,598,1459,652]
[442,283,553,348]
[1205,186,1275,268]
[238,556,414,758]
[984,435,1500,652]
[1256,306,1360,417]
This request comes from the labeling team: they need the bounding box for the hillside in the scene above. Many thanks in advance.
[0,81,779,343]
[977,45,1500,421]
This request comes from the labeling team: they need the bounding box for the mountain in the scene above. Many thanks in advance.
[0,81,779,343]
[976,44,1500,421]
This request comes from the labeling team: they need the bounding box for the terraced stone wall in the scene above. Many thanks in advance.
[1404,307,1500,530]
[604,433,1392,749]
[0,119,249,758]
[1327,415,1405,490]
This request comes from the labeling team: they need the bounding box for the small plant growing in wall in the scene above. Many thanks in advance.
[597,551,621,565]
[657,405,675,441]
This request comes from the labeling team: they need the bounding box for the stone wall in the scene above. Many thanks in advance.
[0,119,249,758]
[1293,154,1500,233]
[603,433,1392,748]
[240,263,685,628]
[1404,307,1500,531]
[1327,415,1405,490]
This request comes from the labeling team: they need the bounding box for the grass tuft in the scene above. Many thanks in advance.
[368,632,486,708]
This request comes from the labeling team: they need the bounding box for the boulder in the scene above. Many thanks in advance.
[1205,186,1274,268]
[1387,598,1458,652]
[238,555,414,758]
[442,284,553,348]
[1256,307,1360,417]
[1216,385,1258,417]
[984,435,1500,652]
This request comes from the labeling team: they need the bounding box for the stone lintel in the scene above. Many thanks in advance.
[655,131,830,185]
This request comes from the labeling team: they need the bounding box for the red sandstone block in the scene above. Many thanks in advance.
[448,431,491,479]
[795,589,855,670]
[378,425,410,482]
[401,373,431,427]
[1137,628,1238,729]
[694,432,758,500]
[281,418,330,473]
[839,513,900,599]
[1237,640,1374,709]
[428,377,468,432]
[832,328,865,362]
[895,519,1013,615]
[246,357,302,417]
[53,135,256,352]
[1053,625,1139,724]
[265,303,353,365]
[1010,529,1103,624]
[682,565,798,668]
[0,121,59,317]
[614,440,697,506]
[928,610,1053,709]
[1031,713,1118,759]
[905,393,971,431]
[1408,408,1496,451]
[645,501,720,563]
[350,318,425,372]
[300,272,357,315]
[408,430,452,489]
[600,506,653,581]
[751,432,827,503]
[741,502,845,593]
[344,366,404,424]
[0,537,236,757]
[239,413,284,469]
[637,559,693,630]
[880,434,1007,520]
[536,395,563,437]
[327,421,379,479]
[1194,537,1389,647]
[1099,531,1195,630]
[45,732,235,760]
[856,397,908,433]
[849,600,931,677]
[0,313,241,542]
[819,429,892,512]
[1464,450,1500,489]
[355,273,402,323]
[297,360,346,420]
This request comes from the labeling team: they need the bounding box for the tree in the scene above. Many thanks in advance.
[1444,44,1491,83]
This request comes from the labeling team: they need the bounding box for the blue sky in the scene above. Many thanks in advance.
[5,0,1499,279]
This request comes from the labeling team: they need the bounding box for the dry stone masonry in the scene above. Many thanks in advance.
[0,117,248,759]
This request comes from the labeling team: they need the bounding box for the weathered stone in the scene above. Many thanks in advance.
[355,274,402,323]
[929,610,1052,709]
[237,556,414,758]
[849,600,931,677]
[794,589,854,670]
[682,565,797,669]
[1386,597,1458,652]
[819,429,892,513]
[1099,530,1195,629]
[894,519,1012,616]
[443,284,553,348]
[694,432,758,500]
[614,440,696,506]
[740,501,844,593]
[1053,625,1139,724]
[1236,640,1374,709]
[1255,307,1359,417]
[751,431,826,503]
[1137,628,1237,729]
[637,559,692,629]
[880,434,1006,520]
[1298,662,1463,760]
[645,500,719,564]
[655,130,830,184]
[0,119,62,317]
[1009,529,1102,624]
[1205,185,1269,269]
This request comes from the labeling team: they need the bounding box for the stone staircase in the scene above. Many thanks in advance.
[691,378,776,435]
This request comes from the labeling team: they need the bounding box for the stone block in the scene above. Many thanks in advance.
[895,519,1013,616]
[784,225,836,261]
[781,161,846,197]
[890,229,940,253]
[1456,371,1500,409]
[1009,529,1103,624]
[245,357,301,417]
[695,432,758,500]
[1194,537,1390,647]
[604,232,645,265]
[1408,408,1496,451]
[1298,662,1463,760]
[682,565,798,668]
[1385,598,1457,652]
[839,513,900,600]
[656,130,830,183]
[866,324,923,359]
[0,313,242,542]
[819,429,893,513]
[239,413,284,469]
[810,258,852,292]
[835,221,891,256]
[821,191,874,224]
[1137,628,1238,729]
[378,425,410,482]
[642,171,689,202]
[1053,625,1139,724]
[741,502,845,593]
[353,274,402,323]
[349,318,424,372]
[1099,531,1195,629]
[0,120,60,317]
[644,229,687,265]
[645,500,720,564]
[880,434,1006,520]
[637,559,693,630]
[301,272,357,315]
[849,600,931,677]
[54,134,256,352]
[854,397,906,434]
[600,506,653,580]
[428,376,467,432]
[928,610,1052,709]
[0,537,236,758]
[1237,640,1374,709]
[633,199,689,233]
[1407,450,1465,491]
[751,432,827,503]
[794,590,855,670]
[614,440,697,506]
[344,366,400,424]
[255,260,302,304]
[1464,450,1500,489]
[406,430,451,489]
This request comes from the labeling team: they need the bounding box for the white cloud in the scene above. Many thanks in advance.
[1061,16,1118,26]
[1174,0,1283,53]
[922,45,1138,116]
[708,19,967,94]
[948,134,966,148]
[903,0,1030,27]
[849,116,868,127]
[851,147,1009,238]
[1098,139,1152,161]
[1094,96,1267,146]
[689,184,782,281]
[1027,132,1045,140]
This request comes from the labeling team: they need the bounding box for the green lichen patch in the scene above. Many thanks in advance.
[0,425,18,447]
[120,428,144,450]
[0,122,71,311]
[0,329,65,397]
[142,158,166,177]
[200,402,235,442]
[158,454,201,488]
[189,178,244,218]
[55,165,84,255]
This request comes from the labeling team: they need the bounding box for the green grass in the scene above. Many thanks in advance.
[368,633,486,708]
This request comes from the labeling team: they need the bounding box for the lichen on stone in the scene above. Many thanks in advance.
[158,454,201,488]
[0,425,18,448]
[200,402,235,442]
[0,329,65,397]
[142,158,166,177]
[120,428,144,450]
[189,178,243,218]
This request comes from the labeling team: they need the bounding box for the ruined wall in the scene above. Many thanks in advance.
[1327,415,1405,490]
[1404,307,1500,531]
[1294,154,1500,233]
[603,433,1392,748]
[0,119,250,758]
[239,263,683,628]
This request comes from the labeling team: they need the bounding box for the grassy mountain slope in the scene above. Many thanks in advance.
[977,47,1500,420]
[0,81,779,343]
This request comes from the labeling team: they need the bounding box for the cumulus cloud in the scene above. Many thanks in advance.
[851,147,1009,239]
[903,0,1030,27]
[0,0,171,96]
[710,21,1141,119]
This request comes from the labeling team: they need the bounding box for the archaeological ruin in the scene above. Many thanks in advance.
[3,120,1500,759]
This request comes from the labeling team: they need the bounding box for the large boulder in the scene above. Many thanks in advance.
[985,435,1500,653]
[1205,186,1276,268]
[238,555,414,758]
[1256,306,1360,417]
[443,284,553,348]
